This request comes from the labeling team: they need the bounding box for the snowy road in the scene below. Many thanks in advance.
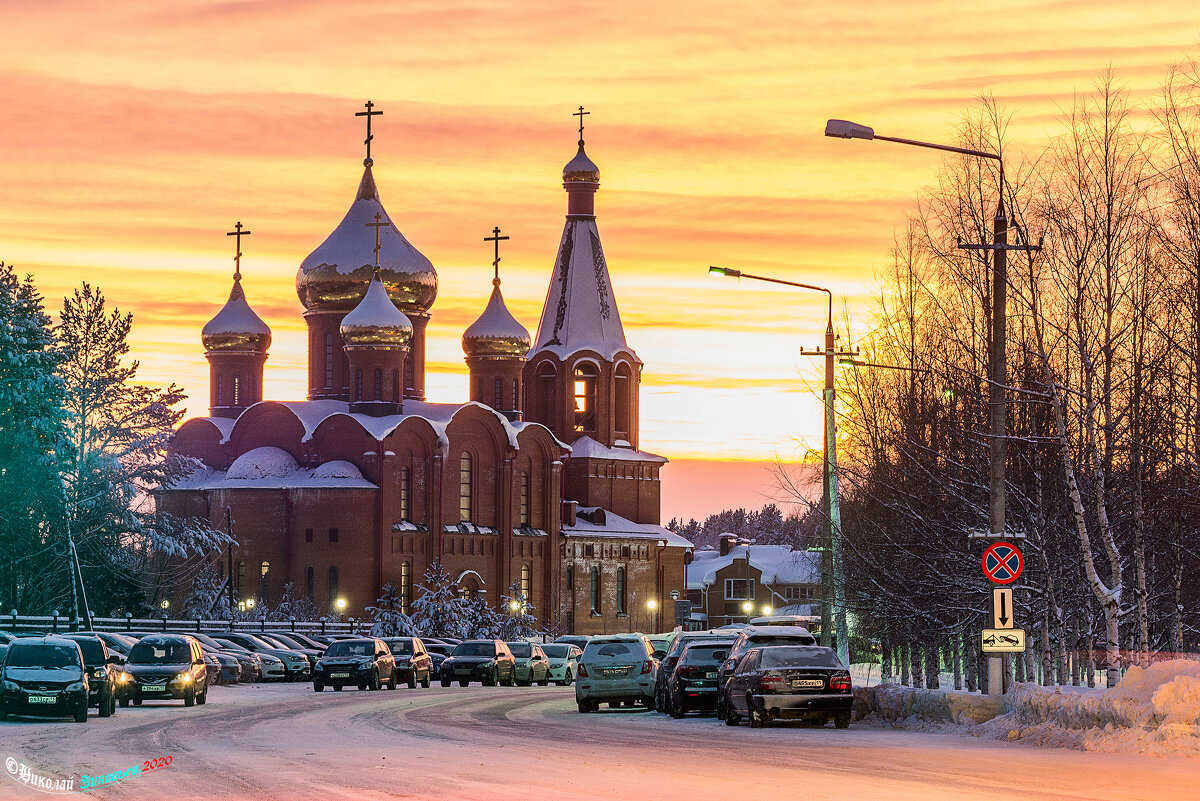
[0,682,1195,800]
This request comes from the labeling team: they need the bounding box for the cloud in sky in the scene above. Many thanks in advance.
[3,0,1194,468]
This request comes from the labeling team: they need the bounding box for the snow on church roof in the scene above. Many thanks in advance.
[688,544,821,589]
[462,283,530,358]
[564,507,693,549]
[172,447,375,490]
[530,217,639,363]
[568,436,666,463]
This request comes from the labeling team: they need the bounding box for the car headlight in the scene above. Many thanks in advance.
[175,672,193,684]
[2,680,19,692]
[118,672,132,683]
[66,682,85,692]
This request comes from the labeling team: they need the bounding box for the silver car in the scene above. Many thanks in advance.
[542,643,582,686]
[575,634,657,712]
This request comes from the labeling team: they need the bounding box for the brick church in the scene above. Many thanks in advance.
[159,113,692,634]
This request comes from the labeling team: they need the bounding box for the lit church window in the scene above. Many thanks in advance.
[459,452,473,523]
[573,363,597,433]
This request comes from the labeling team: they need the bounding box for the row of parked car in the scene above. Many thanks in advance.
[567,619,855,729]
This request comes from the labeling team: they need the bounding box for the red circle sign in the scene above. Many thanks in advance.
[982,542,1023,584]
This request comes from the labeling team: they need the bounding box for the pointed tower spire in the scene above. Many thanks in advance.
[203,223,271,418]
[464,227,529,421]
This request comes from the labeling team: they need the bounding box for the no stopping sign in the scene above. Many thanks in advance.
[982,542,1023,584]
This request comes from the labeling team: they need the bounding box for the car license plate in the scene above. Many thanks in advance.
[705,672,717,678]
[792,679,824,689]
[331,672,350,679]
[602,668,626,676]
[143,684,166,692]
[28,695,56,704]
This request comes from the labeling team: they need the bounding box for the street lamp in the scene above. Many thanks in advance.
[160,599,170,610]
[826,119,1038,696]
[246,598,255,610]
[742,601,753,615]
[510,600,521,613]
[762,605,772,616]
[335,598,347,612]
[710,265,852,667]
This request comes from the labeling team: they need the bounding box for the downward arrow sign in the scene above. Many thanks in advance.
[999,593,1009,626]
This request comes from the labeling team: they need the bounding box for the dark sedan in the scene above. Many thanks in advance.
[669,642,731,718]
[654,633,734,714]
[723,646,852,728]
[61,634,123,716]
[382,638,433,688]
[439,640,516,687]
[120,634,209,707]
[313,638,396,691]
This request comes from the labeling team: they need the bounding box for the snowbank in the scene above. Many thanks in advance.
[985,660,1200,755]
[854,683,1003,725]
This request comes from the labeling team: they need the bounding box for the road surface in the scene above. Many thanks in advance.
[0,683,1194,800]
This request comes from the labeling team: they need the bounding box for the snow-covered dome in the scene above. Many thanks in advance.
[462,281,530,358]
[563,143,599,183]
[340,272,413,348]
[296,163,438,314]
[311,460,364,480]
[226,446,297,480]
[201,276,271,353]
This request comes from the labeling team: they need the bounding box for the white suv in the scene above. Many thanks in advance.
[575,634,658,712]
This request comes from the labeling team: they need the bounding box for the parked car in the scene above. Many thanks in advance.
[381,637,433,688]
[439,641,516,687]
[748,615,820,628]
[313,638,396,692]
[217,633,311,681]
[267,631,328,653]
[654,633,735,714]
[541,643,582,686]
[424,642,453,675]
[61,634,123,716]
[723,646,852,729]
[257,633,324,665]
[191,633,262,682]
[214,639,285,681]
[120,634,208,707]
[647,634,674,658]
[507,642,551,686]
[207,651,241,684]
[0,637,91,722]
[668,642,731,718]
[555,635,591,650]
[74,631,138,658]
[575,634,657,712]
[715,625,818,718]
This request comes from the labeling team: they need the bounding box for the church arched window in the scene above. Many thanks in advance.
[328,566,339,609]
[392,369,399,402]
[305,566,314,600]
[519,472,529,527]
[573,363,598,434]
[459,452,473,523]
[324,333,334,389]
[536,362,556,426]
[374,368,382,401]
[589,567,601,615]
[355,369,363,402]
[494,378,503,410]
[233,375,242,407]
[400,466,411,521]
[404,355,414,395]
[616,566,626,614]
[512,379,519,412]
[615,362,633,439]
[400,562,412,615]
[520,564,531,601]
[216,374,224,406]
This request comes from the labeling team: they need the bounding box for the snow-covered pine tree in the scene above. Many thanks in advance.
[0,264,69,615]
[179,561,227,619]
[268,582,322,623]
[56,284,230,615]
[461,594,501,639]
[409,561,467,638]
[497,580,538,641]
[367,582,418,636]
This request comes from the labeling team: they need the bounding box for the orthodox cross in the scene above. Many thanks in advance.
[226,221,251,280]
[366,212,391,271]
[356,100,383,163]
[574,105,589,145]
[484,226,509,284]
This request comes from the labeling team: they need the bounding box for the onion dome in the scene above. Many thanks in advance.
[340,271,413,348]
[201,275,271,353]
[563,143,600,183]
[462,278,531,358]
[296,163,438,314]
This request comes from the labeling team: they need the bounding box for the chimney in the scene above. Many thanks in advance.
[719,533,737,557]
[562,499,579,525]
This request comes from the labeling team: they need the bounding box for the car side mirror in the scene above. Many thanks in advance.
[106,655,122,665]
[714,651,727,661]
[652,650,666,660]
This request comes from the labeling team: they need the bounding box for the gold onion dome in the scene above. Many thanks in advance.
[340,271,413,348]
[563,142,600,183]
[462,279,531,358]
[296,163,438,314]
[201,275,271,353]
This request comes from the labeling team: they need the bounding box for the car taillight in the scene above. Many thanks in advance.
[577,663,588,677]
[760,672,785,693]
[830,675,851,691]
[641,661,652,675]
[676,665,695,678]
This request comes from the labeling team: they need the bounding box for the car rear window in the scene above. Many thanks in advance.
[326,641,376,657]
[508,643,532,657]
[760,646,844,668]
[747,635,816,649]
[680,645,730,664]
[385,639,413,654]
[542,644,570,658]
[453,642,496,657]
[66,638,105,664]
[128,641,191,664]
[5,644,81,669]
[583,641,637,658]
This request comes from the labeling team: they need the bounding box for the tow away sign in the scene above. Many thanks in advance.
[981,629,1026,653]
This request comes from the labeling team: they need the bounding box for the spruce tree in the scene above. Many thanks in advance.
[367,582,418,636]
[409,561,467,638]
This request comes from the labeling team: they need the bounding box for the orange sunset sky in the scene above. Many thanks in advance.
[2,1,1195,520]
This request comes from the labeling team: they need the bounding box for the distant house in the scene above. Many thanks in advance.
[687,534,821,629]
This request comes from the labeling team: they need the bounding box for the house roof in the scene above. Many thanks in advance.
[689,544,821,589]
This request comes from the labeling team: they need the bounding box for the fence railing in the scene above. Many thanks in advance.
[2,613,361,637]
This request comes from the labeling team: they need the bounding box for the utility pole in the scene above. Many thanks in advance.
[226,506,235,619]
